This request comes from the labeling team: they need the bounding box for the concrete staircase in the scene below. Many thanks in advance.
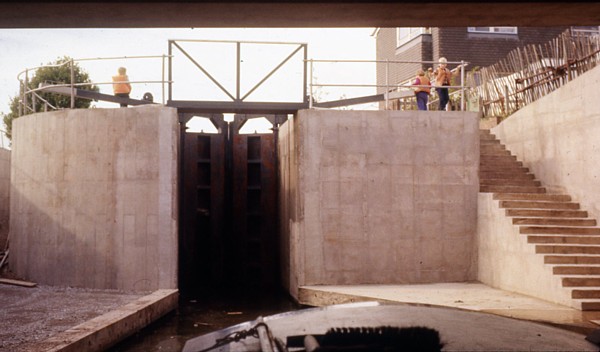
[480,129,600,311]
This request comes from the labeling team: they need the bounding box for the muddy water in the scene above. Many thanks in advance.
[109,290,305,352]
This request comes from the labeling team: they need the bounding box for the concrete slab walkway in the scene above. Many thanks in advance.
[0,284,178,352]
[299,282,600,334]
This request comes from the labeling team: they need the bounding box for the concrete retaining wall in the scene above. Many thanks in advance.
[0,148,9,250]
[10,106,178,292]
[477,193,572,307]
[279,109,480,298]
[491,65,600,220]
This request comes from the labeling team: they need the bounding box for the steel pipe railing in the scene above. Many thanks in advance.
[17,55,172,116]
[306,58,469,111]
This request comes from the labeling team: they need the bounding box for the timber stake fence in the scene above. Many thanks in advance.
[468,30,600,119]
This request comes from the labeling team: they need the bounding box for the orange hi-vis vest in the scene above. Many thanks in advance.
[414,75,431,94]
[112,74,131,94]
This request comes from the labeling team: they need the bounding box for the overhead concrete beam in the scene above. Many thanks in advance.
[0,2,596,29]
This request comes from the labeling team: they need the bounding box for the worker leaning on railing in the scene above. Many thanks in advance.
[432,57,464,111]
[112,67,132,107]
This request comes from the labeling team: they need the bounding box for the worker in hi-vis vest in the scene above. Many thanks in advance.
[112,67,132,107]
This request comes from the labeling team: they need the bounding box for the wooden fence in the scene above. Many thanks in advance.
[468,30,600,118]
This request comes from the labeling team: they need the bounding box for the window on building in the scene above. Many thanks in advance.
[467,27,518,34]
[571,26,600,36]
[396,27,430,47]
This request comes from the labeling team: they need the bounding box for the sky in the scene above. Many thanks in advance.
[0,27,377,136]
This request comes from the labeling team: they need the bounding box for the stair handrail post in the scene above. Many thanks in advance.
[385,59,389,109]
[18,77,24,117]
[70,59,75,109]
[302,44,308,104]
[168,41,173,102]
[23,70,29,116]
[162,54,166,105]
[460,60,465,111]
[309,59,314,108]
[32,84,37,113]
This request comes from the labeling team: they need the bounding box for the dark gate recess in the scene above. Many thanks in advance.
[179,113,285,295]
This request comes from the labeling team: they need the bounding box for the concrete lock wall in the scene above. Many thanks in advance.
[491,65,600,220]
[279,109,480,298]
[10,106,178,292]
[0,148,10,250]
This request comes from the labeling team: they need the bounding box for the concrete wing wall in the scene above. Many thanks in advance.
[0,148,9,250]
[279,109,479,298]
[491,65,600,220]
[477,193,573,307]
[10,106,178,292]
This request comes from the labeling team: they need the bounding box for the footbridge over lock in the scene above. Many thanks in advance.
[10,39,475,298]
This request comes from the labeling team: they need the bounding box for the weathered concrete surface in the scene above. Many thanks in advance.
[0,148,9,250]
[477,193,574,308]
[31,289,178,352]
[491,64,600,221]
[298,283,600,335]
[0,284,143,351]
[9,106,178,291]
[279,110,480,299]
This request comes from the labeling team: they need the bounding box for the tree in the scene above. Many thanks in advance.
[2,56,99,140]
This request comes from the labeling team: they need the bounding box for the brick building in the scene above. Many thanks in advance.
[374,27,570,96]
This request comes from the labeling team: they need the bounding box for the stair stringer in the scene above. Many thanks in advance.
[477,193,574,308]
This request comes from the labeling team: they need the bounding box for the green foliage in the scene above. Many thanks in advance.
[2,56,98,140]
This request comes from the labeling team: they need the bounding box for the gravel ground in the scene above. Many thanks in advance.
[0,280,143,351]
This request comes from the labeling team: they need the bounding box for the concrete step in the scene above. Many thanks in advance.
[480,185,545,193]
[545,255,600,265]
[500,200,579,210]
[479,141,506,148]
[480,170,531,177]
[537,245,600,255]
[480,153,513,159]
[553,265,600,275]
[578,300,600,311]
[480,148,512,156]
[572,289,600,299]
[481,185,545,193]
[480,165,529,172]
[480,140,501,146]
[506,209,587,218]
[480,155,518,162]
[562,275,600,287]
[528,235,600,244]
[494,193,572,202]
[514,217,596,226]
[481,179,542,187]
[522,226,600,235]
[479,133,495,140]
[480,171,535,180]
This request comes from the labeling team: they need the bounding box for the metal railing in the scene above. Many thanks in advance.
[167,39,307,104]
[15,42,468,115]
[16,55,171,116]
[307,58,469,111]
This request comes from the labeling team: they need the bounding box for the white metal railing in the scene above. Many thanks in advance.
[167,39,307,103]
[307,58,469,111]
[16,47,468,115]
[16,55,172,116]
